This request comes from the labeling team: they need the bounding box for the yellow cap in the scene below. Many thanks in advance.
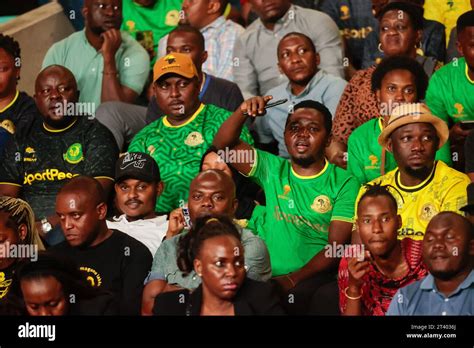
[153,52,198,83]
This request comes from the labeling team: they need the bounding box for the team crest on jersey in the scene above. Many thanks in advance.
[165,10,180,26]
[0,272,12,299]
[278,184,291,199]
[0,119,15,135]
[420,203,438,221]
[185,131,204,147]
[311,195,332,213]
[80,266,102,287]
[23,146,37,162]
[453,103,466,119]
[340,5,350,20]
[64,143,83,164]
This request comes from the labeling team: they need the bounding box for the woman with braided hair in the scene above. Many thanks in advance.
[0,196,44,304]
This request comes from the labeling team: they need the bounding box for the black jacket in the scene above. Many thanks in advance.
[153,278,286,316]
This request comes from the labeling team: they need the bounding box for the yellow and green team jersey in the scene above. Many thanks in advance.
[426,57,474,124]
[424,0,472,41]
[121,0,183,66]
[128,103,254,213]
[247,149,360,276]
[355,161,470,241]
[347,118,452,184]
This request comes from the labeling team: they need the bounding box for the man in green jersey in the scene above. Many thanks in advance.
[426,10,474,169]
[121,0,182,66]
[128,52,253,213]
[347,56,452,185]
[0,65,118,246]
[214,98,359,314]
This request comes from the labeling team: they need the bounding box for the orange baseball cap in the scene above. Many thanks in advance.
[153,52,198,83]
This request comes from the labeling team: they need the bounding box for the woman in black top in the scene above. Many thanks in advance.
[8,251,117,316]
[153,216,284,316]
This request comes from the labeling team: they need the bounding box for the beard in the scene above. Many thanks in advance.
[291,155,316,168]
[404,163,432,180]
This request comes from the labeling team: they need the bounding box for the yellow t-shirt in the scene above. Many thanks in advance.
[424,0,472,42]
[355,161,470,240]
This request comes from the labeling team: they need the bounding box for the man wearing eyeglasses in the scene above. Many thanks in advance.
[42,0,150,112]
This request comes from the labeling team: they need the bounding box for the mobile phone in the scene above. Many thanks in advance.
[459,120,474,130]
[182,207,191,230]
[243,98,288,116]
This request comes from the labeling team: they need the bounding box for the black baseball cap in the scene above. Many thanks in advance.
[115,152,161,183]
[460,183,474,213]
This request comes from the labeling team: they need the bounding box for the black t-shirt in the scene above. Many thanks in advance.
[0,116,119,218]
[0,91,39,153]
[145,73,244,124]
[51,230,152,315]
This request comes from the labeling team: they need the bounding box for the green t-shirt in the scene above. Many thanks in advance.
[347,117,452,184]
[128,103,254,213]
[247,149,360,276]
[426,57,474,124]
[42,30,150,111]
[122,0,182,66]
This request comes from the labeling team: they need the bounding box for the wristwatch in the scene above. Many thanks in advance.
[41,217,53,234]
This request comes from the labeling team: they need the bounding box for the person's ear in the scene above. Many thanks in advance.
[194,258,202,276]
[201,50,208,65]
[277,61,283,75]
[468,238,474,256]
[82,5,88,19]
[97,202,108,220]
[456,39,464,57]
[156,181,164,197]
[17,223,27,242]
[415,29,423,49]
[375,89,381,104]
[396,214,402,230]
[232,198,238,215]
[208,0,221,15]
[386,138,393,153]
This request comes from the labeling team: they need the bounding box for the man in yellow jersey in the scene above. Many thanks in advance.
[355,103,470,241]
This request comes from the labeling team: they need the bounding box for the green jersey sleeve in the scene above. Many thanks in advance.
[426,71,450,124]
[247,148,284,188]
[347,132,367,185]
[331,172,360,223]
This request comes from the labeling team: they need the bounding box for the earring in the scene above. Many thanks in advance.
[378,43,384,53]
[197,273,202,277]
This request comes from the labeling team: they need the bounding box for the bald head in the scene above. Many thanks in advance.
[427,212,473,240]
[58,176,105,206]
[36,65,77,92]
[188,169,237,223]
[56,176,108,248]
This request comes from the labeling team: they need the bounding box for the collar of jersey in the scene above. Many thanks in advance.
[378,117,384,131]
[466,62,474,84]
[291,159,329,180]
[395,161,437,192]
[43,119,78,133]
[162,103,204,128]
[0,91,19,113]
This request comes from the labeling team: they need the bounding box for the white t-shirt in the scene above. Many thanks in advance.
[107,214,168,256]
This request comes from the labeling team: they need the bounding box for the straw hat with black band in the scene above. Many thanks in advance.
[378,103,449,149]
